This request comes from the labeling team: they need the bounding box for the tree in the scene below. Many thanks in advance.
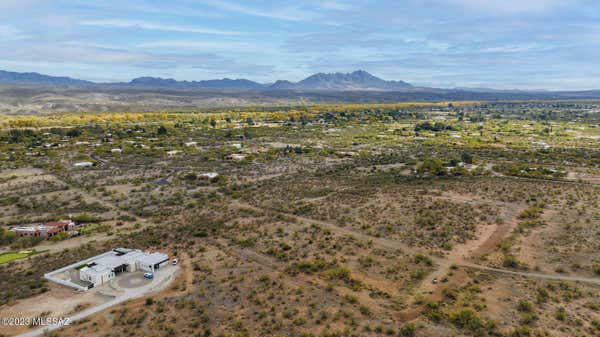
[66,128,82,137]
[0,228,17,246]
[157,125,168,135]
[418,158,446,176]
[414,122,455,132]
[461,152,473,164]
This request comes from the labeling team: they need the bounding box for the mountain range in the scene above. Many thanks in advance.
[0,70,94,86]
[2,69,600,98]
[0,69,415,91]
[270,70,412,90]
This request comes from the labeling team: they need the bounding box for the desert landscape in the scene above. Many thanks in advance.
[1,101,599,336]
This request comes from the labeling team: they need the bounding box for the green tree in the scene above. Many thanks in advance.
[461,152,473,164]
[418,158,446,176]
[157,125,168,135]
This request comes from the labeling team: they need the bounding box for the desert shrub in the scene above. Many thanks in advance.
[0,228,17,247]
[418,158,446,176]
[72,213,102,223]
[503,255,520,268]
[414,253,433,266]
[287,258,332,275]
[536,288,549,304]
[414,122,455,132]
[517,300,533,313]
[518,206,543,219]
[398,323,416,337]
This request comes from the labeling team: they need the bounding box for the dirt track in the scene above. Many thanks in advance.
[233,199,600,291]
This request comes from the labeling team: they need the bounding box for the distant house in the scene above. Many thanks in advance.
[74,161,94,168]
[226,153,246,161]
[13,220,75,238]
[184,141,197,147]
[199,172,219,179]
[46,220,75,231]
[13,225,59,238]
[12,226,46,237]
[110,148,123,154]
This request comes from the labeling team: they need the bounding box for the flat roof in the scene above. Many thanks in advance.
[92,255,128,269]
[80,264,112,275]
[138,252,169,266]
[13,225,54,232]
[81,249,168,273]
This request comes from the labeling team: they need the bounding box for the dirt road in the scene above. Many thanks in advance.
[233,200,600,287]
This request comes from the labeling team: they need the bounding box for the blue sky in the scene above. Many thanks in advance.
[2,0,600,89]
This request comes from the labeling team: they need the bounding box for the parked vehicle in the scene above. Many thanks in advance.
[172,258,178,265]
[143,272,154,279]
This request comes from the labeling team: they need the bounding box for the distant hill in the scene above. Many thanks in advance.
[127,77,265,89]
[0,70,93,86]
[2,69,599,100]
[0,70,265,90]
[0,69,414,91]
[271,70,413,91]
[270,80,297,90]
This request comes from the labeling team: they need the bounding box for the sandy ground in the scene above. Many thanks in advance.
[566,170,600,184]
[0,284,112,336]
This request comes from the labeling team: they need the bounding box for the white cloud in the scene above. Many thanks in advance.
[0,0,45,11]
[80,19,243,35]
[198,0,315,21]
[445,0,571,13]
[137,40,274,53]
[319,1,353,11]
[0,25,31,41]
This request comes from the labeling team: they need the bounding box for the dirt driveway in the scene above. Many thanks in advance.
[14,265,179,337]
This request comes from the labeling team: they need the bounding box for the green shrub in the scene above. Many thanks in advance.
[517,300,533,313]
[398,323,416,337]
[72,213,101,223]
[503,255,520,268]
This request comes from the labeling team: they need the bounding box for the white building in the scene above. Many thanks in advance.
[74,161,94,168]
[199,172,219,179]
[78,248,169,287]
[226,153,246,161]
[79,265,115,286]
[137,252,171,273]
